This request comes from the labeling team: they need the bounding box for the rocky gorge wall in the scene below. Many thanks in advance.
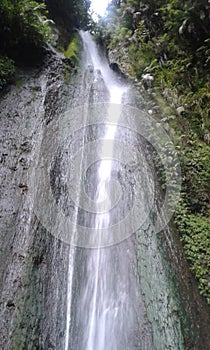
[0,47,72,350]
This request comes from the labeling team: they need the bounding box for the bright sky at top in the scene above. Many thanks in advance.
[91,0,110,17]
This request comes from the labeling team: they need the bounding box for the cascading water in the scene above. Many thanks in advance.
[64,31,154,350]
[61,31,209,350]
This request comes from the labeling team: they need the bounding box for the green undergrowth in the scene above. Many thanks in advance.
[175,200,210,303]
[154,81,210,304]
[174,138,210,304]
[148,91,210,303]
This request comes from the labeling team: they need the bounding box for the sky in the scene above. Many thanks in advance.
[91,0,110,17]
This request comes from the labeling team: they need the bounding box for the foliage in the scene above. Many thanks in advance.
[175,139,210,303]
[0,0,92,89]
[0,0,52,89]
[178,140,210,214]
[64,35,80,65]
[72,0,91,28]
[175,200,210,304]
[0,0,51,54]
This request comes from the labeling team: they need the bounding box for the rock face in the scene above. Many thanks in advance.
[108,47,131,79]
[0,47,72,350]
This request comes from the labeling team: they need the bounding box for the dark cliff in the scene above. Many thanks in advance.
[0,47,73,349]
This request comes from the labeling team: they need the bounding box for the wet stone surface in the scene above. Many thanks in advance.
[0,49,71,350]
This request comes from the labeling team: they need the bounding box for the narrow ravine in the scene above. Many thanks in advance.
[0,30,209,350]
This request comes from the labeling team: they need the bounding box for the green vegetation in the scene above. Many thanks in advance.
[0,0,51,89]
[100,0,210,303]
[64,35,80,65]
[0,0,51,51]
[0,0,92,90]
[175,200,210,303]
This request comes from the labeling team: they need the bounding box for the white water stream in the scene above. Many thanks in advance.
[83,32,125,348]
[64,32,153,350]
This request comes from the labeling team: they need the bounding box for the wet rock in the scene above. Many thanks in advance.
[109,62,124,77]
[87,64,94,73]
[6,300,15,309]
[0,45,70,350]
[20,140,33,153]
[176,106,185,115]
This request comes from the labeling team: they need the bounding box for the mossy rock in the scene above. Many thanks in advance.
[64,34,80,65]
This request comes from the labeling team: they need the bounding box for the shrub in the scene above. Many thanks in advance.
[0,0,52,89]
[0,0,51,53]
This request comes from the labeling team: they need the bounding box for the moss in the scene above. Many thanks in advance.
[63,63,71,84]
[64,34,80,65]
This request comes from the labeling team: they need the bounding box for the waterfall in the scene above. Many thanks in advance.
[0,27,209,350]
[64,31,154,350]
[60,31,202,350]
